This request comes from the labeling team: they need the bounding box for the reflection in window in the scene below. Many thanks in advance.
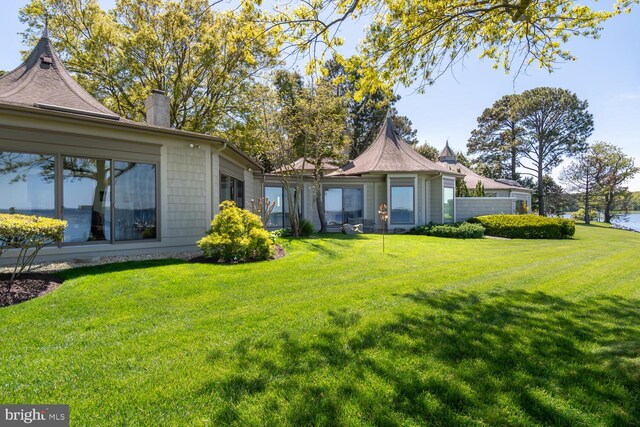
[63,157,111,243]
[444,186,455,223]
[114,162,156,240]
[220,174,244,208]
[265,186,301,228]
[391,186,414,224]
[324,187,363,226]
[0,152,55,217]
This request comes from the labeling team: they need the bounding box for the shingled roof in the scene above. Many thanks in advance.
[330,117,457,176]
[0,27,120,120]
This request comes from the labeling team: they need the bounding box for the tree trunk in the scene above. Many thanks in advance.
[316,190,327,233]
[537,167,545,216]
[91,160,108,241]
[604,193,613,223]
[584,178,590,225]
[511,146,518,181]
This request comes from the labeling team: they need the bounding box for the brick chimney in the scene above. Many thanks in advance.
[145,89,170,127]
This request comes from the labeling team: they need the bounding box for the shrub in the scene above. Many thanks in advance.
[410,222,485,239]
[269,228,291,242]
[571,208,598,222]
[299,219,314,237]
[0,214,67,282]
[197,201,275,262]
[468,214,575,239]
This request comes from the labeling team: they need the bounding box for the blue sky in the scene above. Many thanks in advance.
[2,1,639,190]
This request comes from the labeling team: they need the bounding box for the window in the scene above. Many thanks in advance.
[63,157,111,243]
[324,187,363,226]
[0,151,157,244]
[265,186,301,229]
[220,174,244,208]
[114,162,157,240]
[0,152,55,217]
[443,186,455,223]
[390,186,414,224]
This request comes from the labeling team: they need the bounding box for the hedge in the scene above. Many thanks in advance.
[409,222,485,239]
[468,214,575,239]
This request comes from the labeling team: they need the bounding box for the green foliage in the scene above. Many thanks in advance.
[468,94,524,181]
[197,201,274,262]
[415,143,439,162]
[20,0,281,135]
[0,214,67,281]
[269,228,291,241]
[456,177,469,197]
[410,222,485,239]
[469,214,575,239]
[472,181,485,197]
[299,219,314,237]
[572,208,598,222]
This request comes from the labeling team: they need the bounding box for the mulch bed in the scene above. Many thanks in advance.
[190,244,285,264]
[0,273,64,308]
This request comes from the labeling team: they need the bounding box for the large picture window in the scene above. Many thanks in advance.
[220,174,244,208]
[0,152,55,217]
[0,150,157,244]
[391,186,414,224]
[324,187,363,226]
[114,162,157,240]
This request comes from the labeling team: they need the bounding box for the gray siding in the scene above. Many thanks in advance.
[219,156,245,180]
[430,176,443,224]
[456,197,515,222]
[165,145,208,238]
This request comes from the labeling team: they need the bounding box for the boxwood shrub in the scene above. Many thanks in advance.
[410,222,485,239]
[468,214,575,239]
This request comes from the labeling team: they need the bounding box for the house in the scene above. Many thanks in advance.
[0,27,263,264]
[1,27,532,265]
[264,116,532,232]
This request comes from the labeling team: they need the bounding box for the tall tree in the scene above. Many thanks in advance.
[468,94,524,180]
[517,87,593,215]
[20,0,281,134]
[272,0,631,98]
[589,142,639,223]
[561,152,596,224]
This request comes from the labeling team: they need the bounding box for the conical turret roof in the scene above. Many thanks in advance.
[330,117,456,176]
[0,29,120,120]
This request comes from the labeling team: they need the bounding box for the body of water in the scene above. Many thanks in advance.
[613,213,640,232]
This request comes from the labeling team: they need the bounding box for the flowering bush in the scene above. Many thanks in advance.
[197,201,275,262]
[0,214,67,281]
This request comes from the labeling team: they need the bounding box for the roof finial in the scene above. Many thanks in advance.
[43,14,49,39]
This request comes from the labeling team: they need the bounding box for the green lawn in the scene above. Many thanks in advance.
[1,225,639,426]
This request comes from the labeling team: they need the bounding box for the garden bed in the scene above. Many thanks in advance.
[0,273,63,307]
